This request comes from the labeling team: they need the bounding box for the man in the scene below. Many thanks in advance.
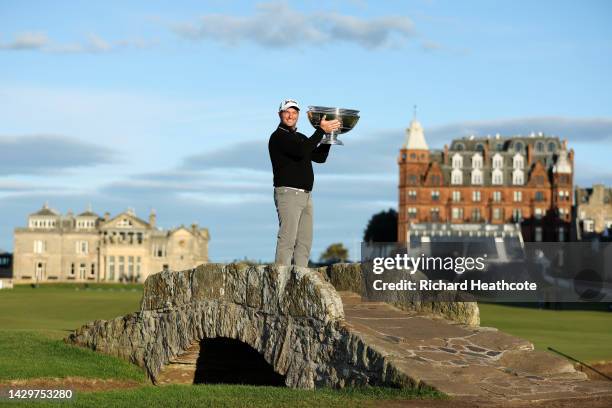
[268,99,341,267]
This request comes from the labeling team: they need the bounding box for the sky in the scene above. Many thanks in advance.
[1,0,611,261]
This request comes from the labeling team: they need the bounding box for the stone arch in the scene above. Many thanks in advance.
[67,263,363,389]
[157,336,286,386]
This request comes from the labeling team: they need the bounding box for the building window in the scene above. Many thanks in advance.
[493,208,502,220]
[535,227,543,242]
[90,263,96,276]
[475,143,484,152]
[472,153,483,169]
[431,191,440,201]
[514,142,523,153]
[136,257,141,278]
[536,142,544,152]
[472,191,481,202]
[119,256,125,278]
[455,143,465,151]
[492,169,503,185]
[535,191,545,202]
[558,227,565,242]
[153,244,166,258]
[513,191,522,202]
[408,208,417,218]
[452,154,463,168]
[513,154,524,170]
[512,169,524,185]
[430,208,440,222]
[76,241,89,254]
[430,175,441,185]
[407,190,417,201]
[559,208,569,219]
[535,208,544,220]
[451,169,463,185]
[471,208,482,222]
[452,191,461,202]
[492,154,503,169]
[108,256,115,281]
[79,263,86,279]
[493,191,502,202]
[33,240,45,254]
[583,219,594,233]
[452,208,463,220]
[408,175,417,185]
[128,256,134,279]
[558,190,570,201]
[512,209,522,222]
[548,142,556,152]
[471,169,483,185]
[70,263,75,276]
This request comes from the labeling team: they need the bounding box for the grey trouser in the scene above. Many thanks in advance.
[274,187,313,267]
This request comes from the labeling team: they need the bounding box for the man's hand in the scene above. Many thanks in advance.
[319,115,342,134]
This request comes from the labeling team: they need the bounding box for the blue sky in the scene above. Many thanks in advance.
[1,0,611,261]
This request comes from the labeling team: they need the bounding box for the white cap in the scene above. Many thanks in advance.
[279,98,300,112]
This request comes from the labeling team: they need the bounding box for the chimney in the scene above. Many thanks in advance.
[149,209,156,228]
[103,212,110,221]
[191,223,198,233]
[526,144,533,166]
[443,144,449,165]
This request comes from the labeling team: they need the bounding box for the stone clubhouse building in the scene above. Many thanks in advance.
[13,204,210,283]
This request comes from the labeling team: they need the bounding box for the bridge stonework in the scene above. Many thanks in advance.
[67,263,612,402]
[66,263,411,389]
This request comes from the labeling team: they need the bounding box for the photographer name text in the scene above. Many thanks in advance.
[372,279,537,291]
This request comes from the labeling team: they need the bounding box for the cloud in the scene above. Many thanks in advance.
[421,40,442,52]
[425,117,612,146]
[0,135,117,175]
[0,32,156,54]
[0,32,49,50]
[171,1,415,49]
[178,115,612,187]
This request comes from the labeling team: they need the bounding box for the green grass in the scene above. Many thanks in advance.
[0,283,142,339]
[0,330,146,382]
[479,303,612,362]
[2,283,611,406]
[0,384,442,408]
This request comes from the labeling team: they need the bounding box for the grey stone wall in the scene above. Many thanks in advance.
[324,263,480,326]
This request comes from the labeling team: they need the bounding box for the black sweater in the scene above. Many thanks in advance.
[268,123,331,191]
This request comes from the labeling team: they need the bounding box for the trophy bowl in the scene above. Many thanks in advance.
[307,106,360,145]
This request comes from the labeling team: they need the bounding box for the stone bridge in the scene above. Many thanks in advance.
[67,263,612,402]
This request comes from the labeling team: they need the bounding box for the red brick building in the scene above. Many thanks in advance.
[398,119,574,243]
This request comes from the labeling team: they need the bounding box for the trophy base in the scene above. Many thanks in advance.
[321,136,344,145]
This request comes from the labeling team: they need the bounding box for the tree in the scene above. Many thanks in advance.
[319,243,349,263]
[363,208,398,242]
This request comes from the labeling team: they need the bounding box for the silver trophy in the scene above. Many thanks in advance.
[307,106,360,145]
